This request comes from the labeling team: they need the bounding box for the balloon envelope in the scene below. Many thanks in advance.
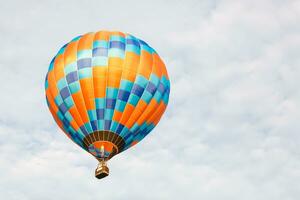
[45,30,170,162]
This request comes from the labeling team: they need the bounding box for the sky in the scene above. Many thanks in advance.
[0,0,300,199]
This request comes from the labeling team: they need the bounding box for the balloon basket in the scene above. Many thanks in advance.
[95,160,109,179]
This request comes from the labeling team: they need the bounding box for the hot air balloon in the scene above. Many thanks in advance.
[45,30,170,179]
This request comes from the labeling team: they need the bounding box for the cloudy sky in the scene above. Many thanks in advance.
[1,0,300,199]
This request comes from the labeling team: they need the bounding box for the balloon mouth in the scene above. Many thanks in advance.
[95,160,109,179]
[83,130,126,160]
[88,141,119,159]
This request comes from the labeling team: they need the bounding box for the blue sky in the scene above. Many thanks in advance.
[0,0,299,199]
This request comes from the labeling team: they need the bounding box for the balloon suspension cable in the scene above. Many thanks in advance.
[95,145,109,179]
